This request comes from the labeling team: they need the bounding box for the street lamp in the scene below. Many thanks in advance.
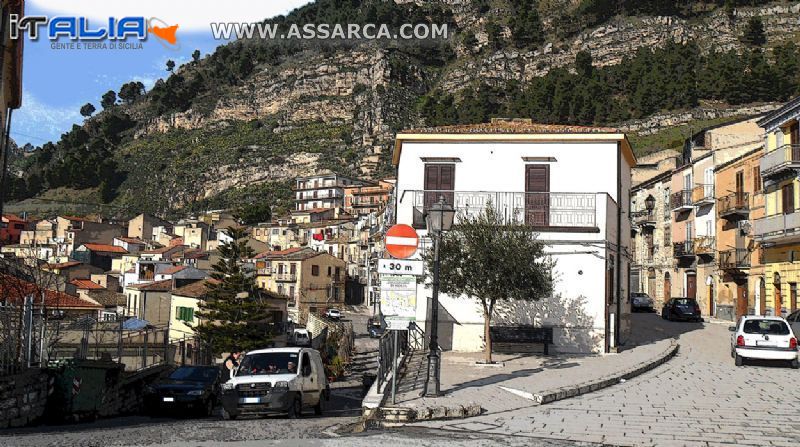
[423,196,455,397]
[644,194,655,214]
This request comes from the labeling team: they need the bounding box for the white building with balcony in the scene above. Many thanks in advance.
[392,119,636,354]
[294,173,367,211]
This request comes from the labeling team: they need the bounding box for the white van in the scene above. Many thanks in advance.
[220,347,329,419]
[290,328,311,347]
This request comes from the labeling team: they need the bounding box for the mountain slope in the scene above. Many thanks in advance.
[6,0,800,218]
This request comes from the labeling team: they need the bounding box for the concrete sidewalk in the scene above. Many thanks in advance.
[376,337,678,423]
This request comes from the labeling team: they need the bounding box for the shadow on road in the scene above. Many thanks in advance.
[622,312,704,351]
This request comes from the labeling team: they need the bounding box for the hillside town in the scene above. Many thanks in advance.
[3,1,800,447]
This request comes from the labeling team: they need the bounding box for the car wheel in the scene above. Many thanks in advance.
[221,407,237,420]
[791,358,799,369]
[735,354,743,367]
[314,395,325,416]
[288,396,302,419]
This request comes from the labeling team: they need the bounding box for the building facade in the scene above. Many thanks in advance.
[393,119,634,354]
[294,173,366,211]
[754,97,800,317]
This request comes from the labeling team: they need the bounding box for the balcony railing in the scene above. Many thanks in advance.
[296,190,343,200]
[408,190,598,231]
[719,248,751,270]
[754,212,800,242]
[274,273,297,282]
[673,241,695,258]
[692,185,714,206]
[257,268,272,276]
[633,211,656,228]
[671,190,693,212]
[760,144,800,178]
[718,192,749,218]
[694,236,715,257]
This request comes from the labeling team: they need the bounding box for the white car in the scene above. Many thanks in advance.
[730,316,799,368]
[220,347,329,419]
[290,328,311,347]
[325,309,342,320]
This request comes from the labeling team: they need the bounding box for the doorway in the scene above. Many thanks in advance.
[664,272,671,304]
[525,165,550,226]
[759,278,766,316]
[686,272,697,299]
[736,284,748,318]
[774,279,783,317]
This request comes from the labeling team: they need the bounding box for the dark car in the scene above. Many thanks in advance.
[661,297,703,322]
[631,292,655,312]
[145,366,222,417]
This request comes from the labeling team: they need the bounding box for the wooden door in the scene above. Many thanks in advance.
[736,285,748,318]
[774,283,783,317]
[759,279,766,316]
[735,171,744,207]
[424,164,455,211]
[525,165,550,226]
[791,283,797,313]
[782,183,794,214]
[664,273,671,303]
[686,273,697,299]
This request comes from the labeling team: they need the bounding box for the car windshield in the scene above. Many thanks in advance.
[238,352,300,376]
[169,367,218,382]
[743,319,790,335]
[295,333,308,339]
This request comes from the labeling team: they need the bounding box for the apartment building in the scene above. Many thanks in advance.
[630,171,674,309]
[294,173,366,211]
[394,119,634,354]
[715,148,764,319]
[342,179,394,215]
[754,97,800,317]
[253,247,346,323]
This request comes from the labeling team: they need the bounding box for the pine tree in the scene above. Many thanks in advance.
[741,16,766,47]
[194,227,276,354]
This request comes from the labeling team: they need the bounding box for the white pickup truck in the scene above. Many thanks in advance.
[220,347,329,419]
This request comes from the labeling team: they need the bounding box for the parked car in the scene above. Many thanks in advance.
[289,328,311,347]
[144,366,222,416]
[787,310,800,336]
[729,316,799,368]
[220,347,330,419]
[661,297,702,322]
[325,308,342,320]
[631,292,655,312]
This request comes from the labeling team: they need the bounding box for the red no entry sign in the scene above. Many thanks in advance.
[385,224,419,259]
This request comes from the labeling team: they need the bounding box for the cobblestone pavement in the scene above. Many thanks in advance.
[407,313,800,446]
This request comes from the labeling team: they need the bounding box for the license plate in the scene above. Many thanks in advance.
[243,397,260,404]
[162,397,174,402]
[756,340,777,347]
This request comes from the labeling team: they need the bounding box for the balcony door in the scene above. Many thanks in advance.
[424,164,455,211]
[782,183,794,214]
[686,272,697,299]
[525,164,550,226]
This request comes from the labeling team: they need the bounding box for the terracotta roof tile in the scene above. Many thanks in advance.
[255,247,304,259]
[82,243,128,254]
[46,261,82,269]
[116,237,147,245]
[0,274,102,309]
[128,279,173,292]
[172,279,219,298]
[70,279,104,290]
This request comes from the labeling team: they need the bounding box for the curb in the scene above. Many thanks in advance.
[532,340,679,405]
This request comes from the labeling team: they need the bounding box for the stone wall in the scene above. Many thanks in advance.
[0,369,51,428]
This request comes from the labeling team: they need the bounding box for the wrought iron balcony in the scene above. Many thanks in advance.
[719,248,751,270]
[760,144,800,178]
[692,185,715,206]
[407,190,598,232]
[694,236,715,257]
[274,273,297,282]
[673,241,695,258]
[671,190,693,212]
[718,192,749,218]
[754,212,800,243]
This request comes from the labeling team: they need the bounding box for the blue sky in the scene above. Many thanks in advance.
[12,0,313,148]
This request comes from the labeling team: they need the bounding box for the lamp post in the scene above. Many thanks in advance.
[423,196,455,397]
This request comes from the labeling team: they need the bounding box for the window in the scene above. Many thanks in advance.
[176,306,194,322]
[752,167,761,193]
[272,229,279,235]
[290,263,297,275]
[743,319,789,335]
[327,266,332,277]
[289,286,295,298]
[312,265,320,276]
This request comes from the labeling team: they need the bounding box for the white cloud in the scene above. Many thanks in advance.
[11,90,83,145]
[29,0,313,32]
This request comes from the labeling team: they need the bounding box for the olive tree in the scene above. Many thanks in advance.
[424,203,553,363]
